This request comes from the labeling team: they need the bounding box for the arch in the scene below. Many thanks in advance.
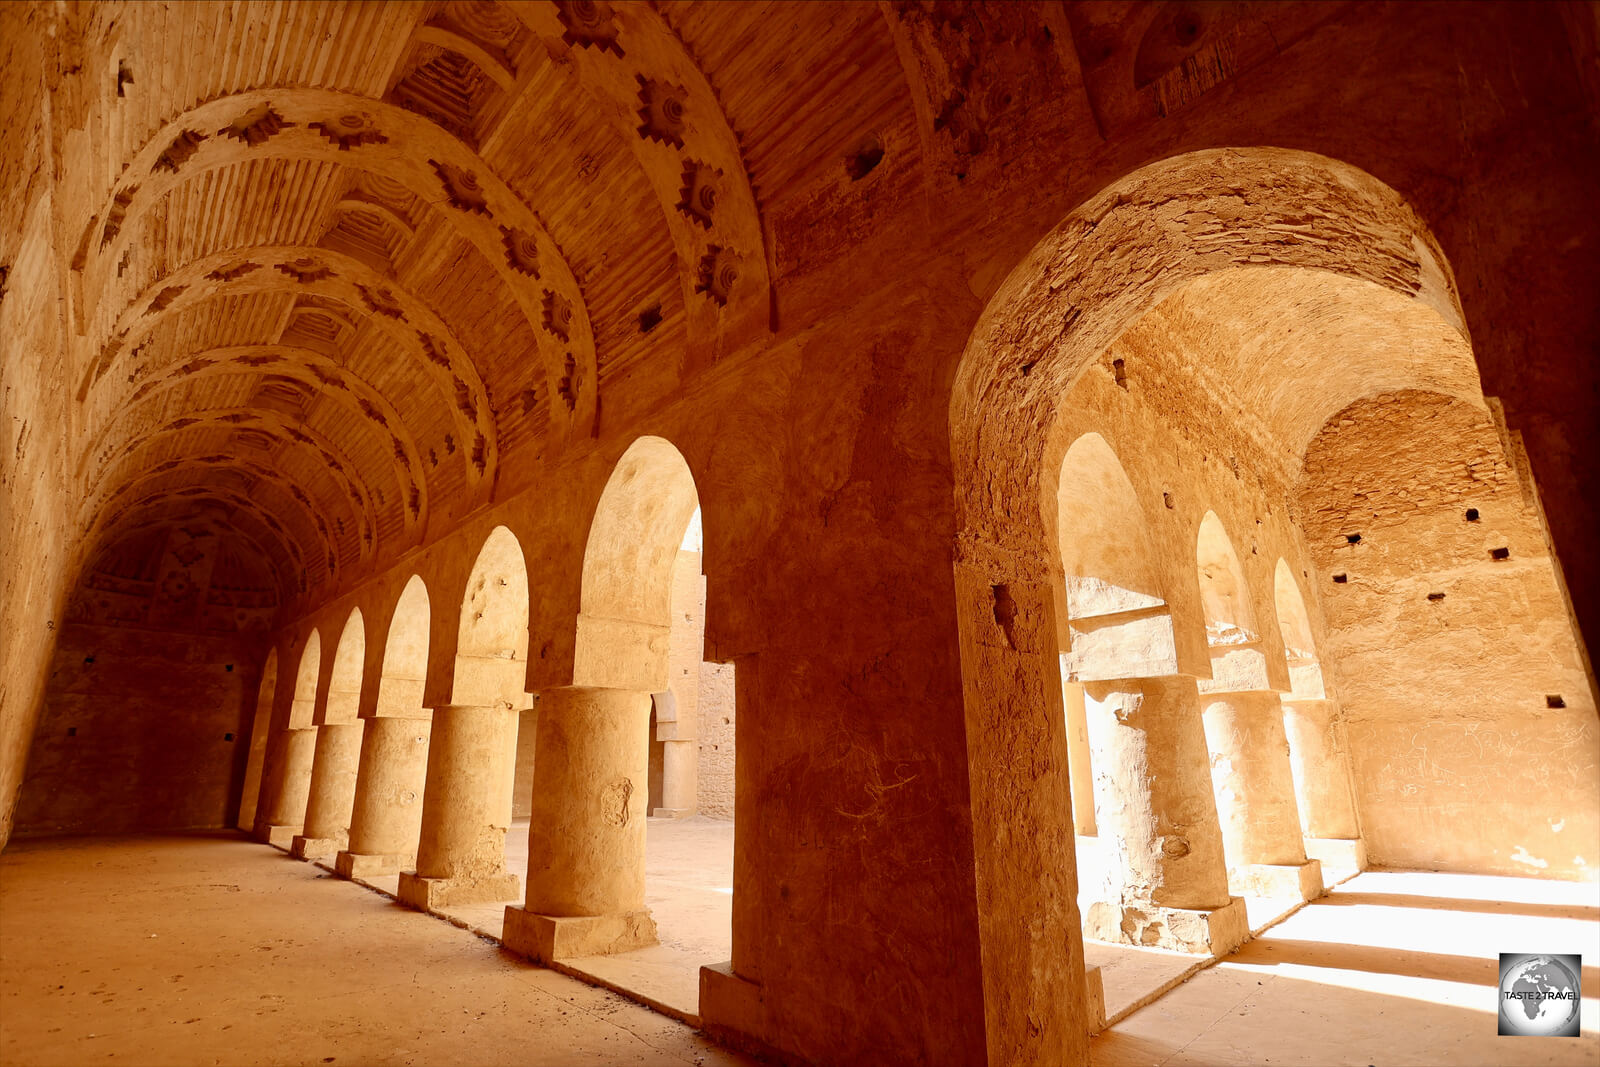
[288,630,323,729]
[951,147,1468,564]
[1273,560,1326,699]
[944,148,1472,1058]
[377,576,431,716]
[1054,432,1165,618]
[236,648,279,830]
[1195,512,1255,641]
[575,436,700,691]
[324,609,366,724]
[453,526,530,708]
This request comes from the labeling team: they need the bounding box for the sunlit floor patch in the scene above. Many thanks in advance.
[1093,869,1600,1066]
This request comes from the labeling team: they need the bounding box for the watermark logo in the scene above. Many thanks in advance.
[1498,953,1581,1037]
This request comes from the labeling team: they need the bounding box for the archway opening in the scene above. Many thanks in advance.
[294,609,365,858]
[554,436,733,1016]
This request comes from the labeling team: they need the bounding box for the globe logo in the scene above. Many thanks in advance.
[1498,953,1582,1037]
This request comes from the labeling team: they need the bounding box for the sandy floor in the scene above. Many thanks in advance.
[0,832,748,1067]
[1093,869,1600,1066]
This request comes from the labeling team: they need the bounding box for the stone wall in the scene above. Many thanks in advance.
[1300,391,1598,878]
[14,623,261,836]
[697,662,737,819]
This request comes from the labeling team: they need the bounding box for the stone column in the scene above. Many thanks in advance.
[256,726,317,849]
[1282,697,1366,876]
[292,722,364,859]
[396,704,521,910]
[503,686,658,962]
[1061,676,1096,836]
[1081,675,1248,955]
[335,713,432,879]
[1201,689,1324,902]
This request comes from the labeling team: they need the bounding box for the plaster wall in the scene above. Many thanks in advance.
[698,662,737,819]
[1300,391,1598,879]
[13,622,259,836]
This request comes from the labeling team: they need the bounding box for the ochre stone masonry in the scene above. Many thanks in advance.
[2,3,1597,1065]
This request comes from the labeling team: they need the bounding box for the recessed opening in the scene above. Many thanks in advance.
[1464,508,1480,522]
[83,655,95,665]
[116,59,133,98]
[223,732,235,741]
[638,304,662,333]
[67,727,76,737]
[1427,592,1445,601]
[225,663,234,672]
[1490,547,1510,561]
[845,135,884,181]
[1332,573,1348,584]
[1545,695,1566,709]
[1162,491,1174,510]
[1345,533,1361,544]
[1112,358,1128,389]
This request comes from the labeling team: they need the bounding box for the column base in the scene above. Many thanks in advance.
[699,963,778,1061]
[1304,837,1366,884]
[334,850,414,880]
[649,807,694,819]
[396,870,521,911]
[1085,895,1248,955]
[290,834,344,860]
[259,824,301,850]
[1085,963,1107,1033]
[501,905,657,963]
[1228,859,1324,902]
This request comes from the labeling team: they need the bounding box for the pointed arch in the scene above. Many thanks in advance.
[1274,560,1326,699]
[1055,432,1165,617]
[236,648,279,830]
[288,630,323,728]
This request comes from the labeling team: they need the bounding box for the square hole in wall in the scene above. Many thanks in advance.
[1490,547,1510,561]
[1465,508,1480,522]
[67,727,76,736]
[1546,695,1566,709]
[1427,592,1446,601]
[223,732,235,741]
[1345,533,1362,544]
[1332,573,1348,584]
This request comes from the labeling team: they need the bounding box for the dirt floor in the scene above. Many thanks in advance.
[0,832,748,1067]
[3,834,1596,1067]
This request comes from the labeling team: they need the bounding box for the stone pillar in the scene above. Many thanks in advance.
[658,740,697,815]
[1061,675,1096,836]
[335,713,432,879]
[1081,675,1247,955]
[1201,689,1324,902]
[256,727,317,849]
[503,686,658,962]
[1282,697,1366,876]
[292,722,364,859]
[396,704,521,910]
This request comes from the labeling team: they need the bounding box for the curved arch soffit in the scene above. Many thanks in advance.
[1054,431,1165,618]
[84,89,593,433]
[458,526,531,660]
[84,245,496,493]
[1273,559,1325,699]
[81,346,428,533]
[951,146,1470,561]
[293,629,324,705]
[378,574,432,714]
[1196,511,1255,640]
[581,435,700,628]
[325,606,367,722]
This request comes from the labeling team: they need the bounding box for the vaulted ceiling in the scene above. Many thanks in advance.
[63,0,887,610]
